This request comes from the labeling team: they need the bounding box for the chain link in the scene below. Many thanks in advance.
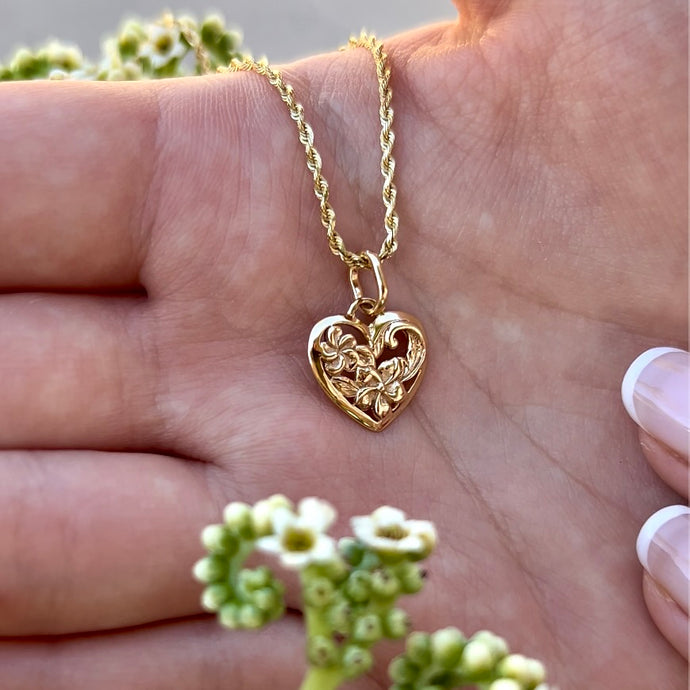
[219,33,399,270]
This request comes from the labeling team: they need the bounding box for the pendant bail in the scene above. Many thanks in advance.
[348,250,388,317]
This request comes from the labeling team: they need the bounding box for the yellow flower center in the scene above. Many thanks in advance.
[283,526,315,552]
[376,524,408,540]
[155,34,174,53]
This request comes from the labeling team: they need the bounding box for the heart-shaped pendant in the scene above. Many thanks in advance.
[308,310,427,431]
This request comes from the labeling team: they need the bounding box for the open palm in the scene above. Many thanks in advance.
[0,1,686,688]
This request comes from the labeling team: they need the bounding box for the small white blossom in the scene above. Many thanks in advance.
[351,506,437,556]
[140,23,186,70]
[256,497,337,569]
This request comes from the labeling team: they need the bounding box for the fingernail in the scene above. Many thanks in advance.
[621,347,689,458]
[636,505,690,614]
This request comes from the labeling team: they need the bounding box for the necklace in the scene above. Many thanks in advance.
[222,34,427,431]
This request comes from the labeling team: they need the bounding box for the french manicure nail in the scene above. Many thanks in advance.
[636,505,690,614]
[621,347,689,458]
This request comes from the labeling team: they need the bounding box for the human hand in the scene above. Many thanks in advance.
[0,1,686,688]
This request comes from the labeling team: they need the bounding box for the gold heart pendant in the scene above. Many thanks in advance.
[308,311,427,431]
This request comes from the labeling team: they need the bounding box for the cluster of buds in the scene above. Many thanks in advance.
[0,12,244,81]
[193,499,287,629]
[390,628,551,690]
[194,496,552,690]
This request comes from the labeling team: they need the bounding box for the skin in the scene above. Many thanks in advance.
[0,0,686,687]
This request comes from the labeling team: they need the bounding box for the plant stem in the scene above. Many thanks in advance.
[299,667,345,690]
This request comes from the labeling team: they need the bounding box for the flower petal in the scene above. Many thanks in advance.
[255,535,282,555]
[270,506,296,536]
[375,393,391,418]
[332,376,360,398]
[356,387,377,409]
[386,379,405,402]
[310,535,337,561]
[298,497,336,532]
[371,506,406,526]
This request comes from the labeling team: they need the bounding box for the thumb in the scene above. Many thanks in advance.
[452,0,513,35]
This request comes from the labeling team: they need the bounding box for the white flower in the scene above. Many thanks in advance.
[140,24,187,70]
[351,506,437,557]
[256,497,337,569]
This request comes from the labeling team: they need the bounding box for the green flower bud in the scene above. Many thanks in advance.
[303,576,335,608]
[201,524,238,555]
[10,49,37,76]
[238,603,263,629]
[118,29,141,58]
[342,645,373,679]
[396,562,424,594]
[405,631,432,667]
[307,635,338,668]
[352,613,383,644]
[320,556,348,584]
[345,570,371,603]
[523,658,546,685]
[48,69,68,80]
[216,33,238,59]
[431,627,466,669]
[498,654,529,680]
[383,608,410,639]
[200,14,225,44]
[359,550,382,570]
[327,600,353,635]
[472,630,509,660]
[193,555,228,583]
[252,586,280,614]
[460,639,494,675]
[223,501,253,535]
[44,42,82,71]
[122,61,143,81]
[218,602,241,629]
[388,656,419,684]
[201,583,231,612]
[371,568,400,599]
[489,680,523,690]
[339,537,365,565]
[238,566,272,591]
[251,494,293,536]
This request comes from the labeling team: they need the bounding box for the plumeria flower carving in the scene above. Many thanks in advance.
[316,325,375,375]
[257,497,338,569]
[351,506,437,558]
[355,358,405,418]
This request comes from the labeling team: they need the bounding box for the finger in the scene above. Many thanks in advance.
[637,505,690,659]
[639,430,688,499]
[0,615,314,690]
[642,573,689,660]
[0,450,214,635]
[621,347,689,493]
[0,294,160,449]
[0,81,158,289]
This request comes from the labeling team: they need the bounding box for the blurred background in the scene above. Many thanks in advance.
[1,1,456,63]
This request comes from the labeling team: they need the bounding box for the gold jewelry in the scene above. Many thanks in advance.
[222,34,427,431]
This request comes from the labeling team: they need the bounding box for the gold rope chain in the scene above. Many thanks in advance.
[216,33,399,270]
